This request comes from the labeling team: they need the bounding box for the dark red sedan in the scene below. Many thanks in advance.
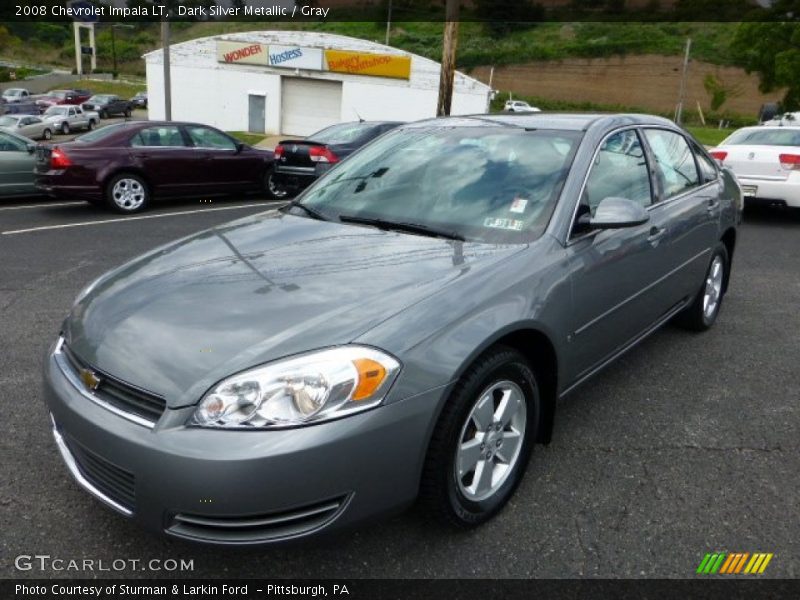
[35,121,276,213]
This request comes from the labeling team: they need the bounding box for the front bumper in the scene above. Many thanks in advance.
[43,341,442,545]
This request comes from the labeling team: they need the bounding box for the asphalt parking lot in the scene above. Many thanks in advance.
[1,198,798,579]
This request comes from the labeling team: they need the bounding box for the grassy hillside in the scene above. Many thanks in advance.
[0,21,742,78]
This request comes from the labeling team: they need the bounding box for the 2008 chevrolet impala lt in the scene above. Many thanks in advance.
[43,114,741,544]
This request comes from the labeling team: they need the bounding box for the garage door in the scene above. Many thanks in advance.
[280,77,343,137]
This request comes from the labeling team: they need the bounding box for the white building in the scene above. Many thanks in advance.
[143,31,492,137]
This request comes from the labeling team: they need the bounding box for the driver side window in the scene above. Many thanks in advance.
[580,129,653,222]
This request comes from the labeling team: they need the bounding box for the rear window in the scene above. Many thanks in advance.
[308,123,377,145]
[73,123,129,143]
[723,128,800,147]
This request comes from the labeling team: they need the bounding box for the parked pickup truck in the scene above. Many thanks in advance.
[41,104,99,135]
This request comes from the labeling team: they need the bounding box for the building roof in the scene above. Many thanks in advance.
[143,30,490,94]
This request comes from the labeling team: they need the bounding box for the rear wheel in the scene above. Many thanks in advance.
[420,347,539,528]
[675,244,729,331]
[60,122,69,135]
[124,109,132,118]
[99,110,107,119]
[106,173,149,214]
[87,120,95,131]
[265,168,290,200]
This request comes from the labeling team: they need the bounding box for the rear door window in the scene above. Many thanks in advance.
[130,126,186,147]
[643,129,700,200]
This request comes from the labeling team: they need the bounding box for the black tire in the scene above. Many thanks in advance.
[42,128,52,140]
[675,243,729,331]
[264,168,290,200]
[87,119,95,131]
[105,173,150,214]
[60,122,69,135]
[420,346,540,528]
[124,109,132,118]
[99,110,107,119]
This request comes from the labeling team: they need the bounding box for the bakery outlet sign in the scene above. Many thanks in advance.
[216,41,411,80]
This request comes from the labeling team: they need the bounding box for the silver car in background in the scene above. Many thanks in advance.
[0,129,37,197]
[0,114,54,140]
[44,114,740,545]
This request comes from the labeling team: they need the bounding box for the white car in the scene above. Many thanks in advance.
[761,111,800,126]
[711,126,800,208]
[504,100,541,113]
[41,105,99,135]
[1,88,31,103]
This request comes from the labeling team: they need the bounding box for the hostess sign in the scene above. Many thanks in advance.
[216,41,411,80]
[268,45,324,70]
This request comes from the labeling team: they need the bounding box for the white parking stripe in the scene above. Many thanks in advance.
[0,201,84,211]
[1,203,279,236]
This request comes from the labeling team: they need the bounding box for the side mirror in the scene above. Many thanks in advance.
[235,142,245,153]
[579,197,649,230]
[27,144,36,154]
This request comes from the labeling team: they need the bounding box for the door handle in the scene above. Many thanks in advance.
[706,197,721,211]
[648,226,667,244]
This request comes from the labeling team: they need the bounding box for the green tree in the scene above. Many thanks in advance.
[731,22,800,110]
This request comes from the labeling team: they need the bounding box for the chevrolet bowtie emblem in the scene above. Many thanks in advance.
[79,368,101,391]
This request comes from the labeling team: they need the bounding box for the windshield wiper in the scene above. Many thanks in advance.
[283,200,329,221]
[338,215,465,241]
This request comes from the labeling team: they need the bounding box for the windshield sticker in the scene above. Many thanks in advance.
[484,218,524,231]
[510,197,529,214]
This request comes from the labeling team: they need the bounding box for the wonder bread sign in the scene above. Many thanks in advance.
[216,40,411,80]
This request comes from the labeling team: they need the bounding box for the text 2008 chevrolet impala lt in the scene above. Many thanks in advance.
[44,114,741,544]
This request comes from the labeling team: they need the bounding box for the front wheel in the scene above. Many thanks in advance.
[99,110,107,119]
[264,168,289,200]
[420,347,539,528]
[42,128,52,140]
[124,109,132,118]
[106,173,149,214]
[675,244,729,331]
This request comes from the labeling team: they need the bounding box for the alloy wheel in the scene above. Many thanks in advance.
[455,380,527,502]
[111,178,146,211]
[703,255,724,321]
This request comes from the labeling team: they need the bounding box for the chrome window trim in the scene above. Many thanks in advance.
[49,413,134,517]
[53,337,157,429]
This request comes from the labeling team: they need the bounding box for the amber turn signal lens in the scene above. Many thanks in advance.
[352,358,387,401]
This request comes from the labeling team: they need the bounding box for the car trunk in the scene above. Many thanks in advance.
[721,145,800,181]
[276,139,323,170]
[34,145,52,173]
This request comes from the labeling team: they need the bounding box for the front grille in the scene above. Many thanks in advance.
[168,496,350,544]
[61,343,167,425]
[64,436,136,512]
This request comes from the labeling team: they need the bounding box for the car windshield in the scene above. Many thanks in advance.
[0,116,19,126]
[4,89,23,96]
[44,107,67,116]
[88,95,112,103]
[724,128,800,147]
[294,125,581,244]
[51,91,68,99]
[309,123,379,144]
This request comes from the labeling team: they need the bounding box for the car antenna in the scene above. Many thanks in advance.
[354,108,364,123]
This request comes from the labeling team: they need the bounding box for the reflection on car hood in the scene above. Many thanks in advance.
[64,211,522,407]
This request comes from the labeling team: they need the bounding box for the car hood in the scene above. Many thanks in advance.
[64,211,523,407]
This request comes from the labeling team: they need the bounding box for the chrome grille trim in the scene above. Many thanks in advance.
[53,337,162,429]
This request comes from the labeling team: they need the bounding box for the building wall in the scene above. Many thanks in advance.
[147,62,490,134]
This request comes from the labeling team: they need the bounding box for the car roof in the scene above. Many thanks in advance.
[405,113,677,132]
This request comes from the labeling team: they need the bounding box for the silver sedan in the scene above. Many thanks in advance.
[0,114,54,141]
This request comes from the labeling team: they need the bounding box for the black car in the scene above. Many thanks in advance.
[82,94,133,119]
[131,91,148,109]
[269,121,403,197]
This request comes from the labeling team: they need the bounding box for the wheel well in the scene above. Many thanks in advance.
[721,227,736,292]
[492,329,558,445]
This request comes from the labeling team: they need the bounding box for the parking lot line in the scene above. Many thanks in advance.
[0,201,85,211]
[1,203,279,236]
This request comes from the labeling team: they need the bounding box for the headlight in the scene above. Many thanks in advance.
[189,346,401,429]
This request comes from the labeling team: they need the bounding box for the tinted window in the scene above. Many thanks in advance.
[131,126,185,147]
[74,123,129,143]
[309,123,375,145]
[296,127,581,244]
[723,128,800,147]
[583,129,652,214]
[643,129,699,199]
[691,142,718,183]
[186,126,236,150]
[0,132,27,152]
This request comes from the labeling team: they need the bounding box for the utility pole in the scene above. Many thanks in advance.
[385,0,392,46]
[437,0,460,117]
[161,17,172,121]
[675,37,691,125]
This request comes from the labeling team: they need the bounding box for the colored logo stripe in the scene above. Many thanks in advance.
[697,553,773,575]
